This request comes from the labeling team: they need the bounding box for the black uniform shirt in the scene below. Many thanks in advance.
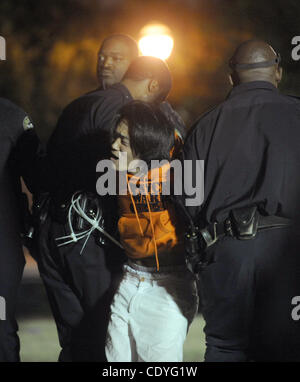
[0,98,40,244]
[183,81,300,225]
[47,83,133,203]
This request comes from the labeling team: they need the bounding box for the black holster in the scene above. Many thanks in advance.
[227,205,259,239]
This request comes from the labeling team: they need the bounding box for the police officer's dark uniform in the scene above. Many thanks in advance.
[0,98,41,361]
[182,80,300,361]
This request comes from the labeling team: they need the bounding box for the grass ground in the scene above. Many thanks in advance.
[16,256,206,362]
[18,315,205,362]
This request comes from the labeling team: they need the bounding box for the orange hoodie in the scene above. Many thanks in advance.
[117,163,183,271]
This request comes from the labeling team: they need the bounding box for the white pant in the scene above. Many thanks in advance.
[105,261,199,362]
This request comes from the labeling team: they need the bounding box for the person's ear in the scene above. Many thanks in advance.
[148,79,159,93]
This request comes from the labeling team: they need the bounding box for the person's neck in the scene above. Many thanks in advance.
[237,77,277,88]
[121,78,136,98]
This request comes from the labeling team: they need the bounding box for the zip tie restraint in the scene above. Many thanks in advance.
[55,192,123,254]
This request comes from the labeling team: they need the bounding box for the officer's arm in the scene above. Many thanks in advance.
[15,129,46,194]
[9,109,46,194]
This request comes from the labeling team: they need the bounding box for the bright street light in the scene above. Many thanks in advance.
[138,23,174,60]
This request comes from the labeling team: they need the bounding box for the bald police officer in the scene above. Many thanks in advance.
[183,40,300,361]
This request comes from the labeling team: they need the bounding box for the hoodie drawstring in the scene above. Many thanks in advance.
[127,174,144,237]
[126,173,159,271]
[144,189,159,271]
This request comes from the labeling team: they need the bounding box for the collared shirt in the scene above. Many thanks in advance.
[182,81,300,225]
[47,83,133,202]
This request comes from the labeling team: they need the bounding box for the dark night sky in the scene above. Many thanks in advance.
[0,0,300,140]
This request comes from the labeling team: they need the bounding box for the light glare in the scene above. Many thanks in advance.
[139,24,174,60]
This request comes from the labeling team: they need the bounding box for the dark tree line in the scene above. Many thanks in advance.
[0,0,299,139]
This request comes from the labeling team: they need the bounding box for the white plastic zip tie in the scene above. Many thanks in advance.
[55,192,123,253]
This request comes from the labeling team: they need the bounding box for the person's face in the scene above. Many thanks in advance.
[97,38,133,89]
[111,120,137,171]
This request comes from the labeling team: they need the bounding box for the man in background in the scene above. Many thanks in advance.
[96,34,139,90]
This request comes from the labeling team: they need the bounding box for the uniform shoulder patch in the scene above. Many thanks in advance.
[23,115,34,131]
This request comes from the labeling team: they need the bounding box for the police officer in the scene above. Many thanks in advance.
[0,98,42,361]
[96,34,139,90]
[37,55,175,361]
[182,40,300,361]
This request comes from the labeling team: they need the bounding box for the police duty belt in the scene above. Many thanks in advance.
[198,205,291,251]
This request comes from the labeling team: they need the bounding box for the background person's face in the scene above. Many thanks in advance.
[111,120,137,171]
[97,39,133,88]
